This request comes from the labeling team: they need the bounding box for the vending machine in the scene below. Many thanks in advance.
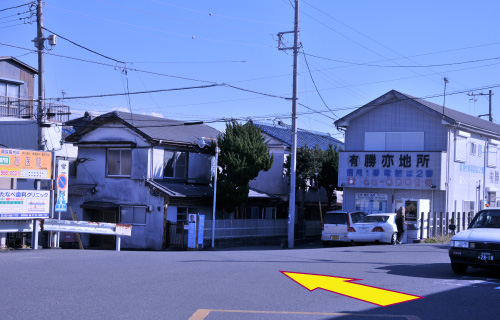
[395,199,430,243]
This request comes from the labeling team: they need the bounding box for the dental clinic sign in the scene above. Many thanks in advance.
[339,151,445,190]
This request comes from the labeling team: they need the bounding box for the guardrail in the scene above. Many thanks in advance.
[42,219,132,251]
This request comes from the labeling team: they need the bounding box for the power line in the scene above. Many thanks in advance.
[303,52,500,68]
[0,2,33,13]
[47,4,276,49]
[95,0,275,36]
[301,46,337,118]
[42,26,125,64]
[148,0,289,27]
[43,84,221,100]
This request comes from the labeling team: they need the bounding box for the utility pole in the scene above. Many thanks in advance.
[32,0,45,250]
[468,90,494,122]
[36,0,45,150]
[278,0,299,249]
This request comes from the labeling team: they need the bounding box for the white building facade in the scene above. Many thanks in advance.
[335,90,500,221]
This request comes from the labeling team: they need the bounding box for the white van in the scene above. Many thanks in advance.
[321,210,366,246]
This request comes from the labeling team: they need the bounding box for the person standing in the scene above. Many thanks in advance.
[395,206,406,244]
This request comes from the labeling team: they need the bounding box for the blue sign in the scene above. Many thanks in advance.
[197,215,205,246]
[55,192,67,212]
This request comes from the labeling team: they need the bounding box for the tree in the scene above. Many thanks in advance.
[285,143,341,223]
[318,144,342,210]
[216,121,274,214]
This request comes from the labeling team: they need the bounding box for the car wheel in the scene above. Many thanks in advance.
[390,233,397,245]
[451,262,468,275]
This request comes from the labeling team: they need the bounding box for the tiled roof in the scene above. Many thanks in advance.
[397,91,500,134]
[336,90,500,135]
[252,121,344,150]
[66,111,219,145]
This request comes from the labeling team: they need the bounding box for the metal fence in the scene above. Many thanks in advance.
[165,219,288,249]
[412,211,474,240]
[0,96,70,123]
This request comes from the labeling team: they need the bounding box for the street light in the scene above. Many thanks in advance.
[198,137,220,248]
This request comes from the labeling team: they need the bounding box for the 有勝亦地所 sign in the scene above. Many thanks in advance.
[0,148,52,179]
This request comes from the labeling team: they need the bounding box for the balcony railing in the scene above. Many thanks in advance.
[0,96,70,123]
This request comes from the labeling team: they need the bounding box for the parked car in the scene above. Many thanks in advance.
[321,210,366,246]
[449,209,500,274]
[347,213,398,245]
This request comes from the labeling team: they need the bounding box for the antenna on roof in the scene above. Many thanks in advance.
[442,77,449,119]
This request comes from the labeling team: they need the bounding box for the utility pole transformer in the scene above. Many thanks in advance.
[278,0,299,249]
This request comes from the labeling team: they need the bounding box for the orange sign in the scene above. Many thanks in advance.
[0,148,52,180]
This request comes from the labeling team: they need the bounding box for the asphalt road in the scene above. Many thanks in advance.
[1,242,499,320]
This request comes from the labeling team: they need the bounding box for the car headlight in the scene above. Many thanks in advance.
[450,240,469,248]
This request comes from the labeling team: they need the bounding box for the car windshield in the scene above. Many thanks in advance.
[361,215,389,223]
[470,210,500,228]
[324,213,347,224]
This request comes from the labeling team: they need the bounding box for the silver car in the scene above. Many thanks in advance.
[449,209,500,274]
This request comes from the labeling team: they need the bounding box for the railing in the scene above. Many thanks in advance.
[165,219,288,249]
[0,96,33,119]
[0,96,70,123]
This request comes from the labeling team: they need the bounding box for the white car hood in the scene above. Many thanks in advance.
[452,228,500,242]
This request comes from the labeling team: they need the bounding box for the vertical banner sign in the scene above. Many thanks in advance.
[197,215,205,247]
[187,213,197,249]
[55,160,69,212]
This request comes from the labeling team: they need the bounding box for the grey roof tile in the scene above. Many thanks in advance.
[252,121,344,150]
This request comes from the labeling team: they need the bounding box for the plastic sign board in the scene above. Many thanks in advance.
[0,148,52,180]
[55,160,69,212]
[0,189,51,219]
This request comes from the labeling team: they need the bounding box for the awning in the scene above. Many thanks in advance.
[80,201,120,210]
[147,180,212,198]
[69,184,96,196]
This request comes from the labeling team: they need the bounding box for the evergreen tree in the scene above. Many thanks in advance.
[216,121,274,214]
[318,144,342,210]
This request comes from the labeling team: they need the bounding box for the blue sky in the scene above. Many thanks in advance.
[2,0,500,140]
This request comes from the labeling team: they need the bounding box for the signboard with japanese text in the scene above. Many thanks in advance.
[339,151,445,190]
[0,189,51,219]
[0,148,52,180]
[55,160,69,212]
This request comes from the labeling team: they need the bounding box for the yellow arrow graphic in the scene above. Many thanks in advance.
[281,271,422,307]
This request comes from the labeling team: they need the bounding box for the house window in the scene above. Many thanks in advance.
[479,144,483,157]
[455,137,467,162]
[471,142,476,155]
[177,207,199,223]
[0,81,21,98]
[263,207,276,219]
[107,149,132,177]
[364,132,424,151]
[244,207,260,219]
[120,206,146,225]
[487,144,497,168]
[164,150,187,179]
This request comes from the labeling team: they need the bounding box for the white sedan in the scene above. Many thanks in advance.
[449,209,500,274]
[348,213,398,245]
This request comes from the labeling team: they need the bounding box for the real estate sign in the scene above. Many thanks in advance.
[0,148,52,180]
